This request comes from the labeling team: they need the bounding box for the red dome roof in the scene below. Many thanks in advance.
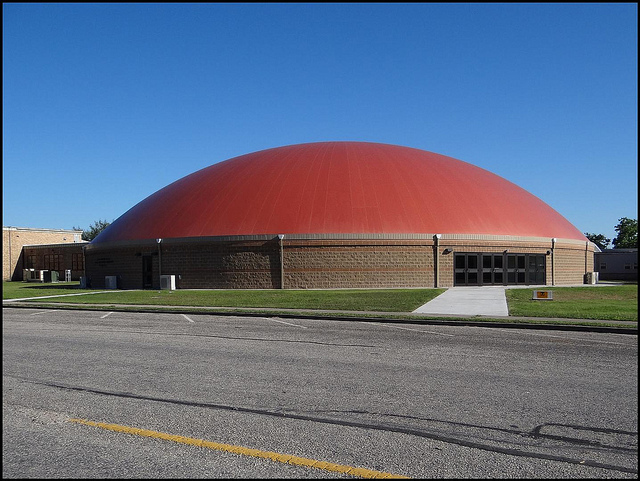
[93,142,586,243]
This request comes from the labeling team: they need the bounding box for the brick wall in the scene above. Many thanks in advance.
[3,227,84,281]
[21,243,87,281]
[84,245,151,289]
[553,240,595,285]
[84,235,596,289]
[85,239,281,289]
[437,238,594,286]
[162,241,280,289]
[283,240,435,288]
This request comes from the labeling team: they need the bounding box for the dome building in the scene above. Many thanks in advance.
[85,142,595,289]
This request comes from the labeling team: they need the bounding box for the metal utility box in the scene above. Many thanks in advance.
[584,271,599,284]
[160,275,176,290]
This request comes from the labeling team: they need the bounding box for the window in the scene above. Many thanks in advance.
[43,254,62,271]
[25,255,36,269]
[72,253,84,271]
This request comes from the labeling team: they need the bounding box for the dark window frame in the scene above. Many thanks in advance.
[72,253,84,271]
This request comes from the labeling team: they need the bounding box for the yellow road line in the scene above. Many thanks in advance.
[69,418,409,479]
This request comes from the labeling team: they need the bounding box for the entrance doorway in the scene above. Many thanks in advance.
[454,252,546,286]
[455,253,479,285]
[142,255,153,289]
[482,254,504,285]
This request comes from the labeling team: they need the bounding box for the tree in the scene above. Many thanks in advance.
[73,219,111,241]
[584,232,611,251]
[612,217,638,249]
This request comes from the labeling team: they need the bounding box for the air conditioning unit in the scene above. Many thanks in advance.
[584,271,599,285]
[160,275,176,290]
[105,276,118,289]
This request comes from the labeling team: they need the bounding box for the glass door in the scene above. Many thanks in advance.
[528,254,546,285]
[454,253,480,286]
[482,254,504,285]
[507,254,526,284]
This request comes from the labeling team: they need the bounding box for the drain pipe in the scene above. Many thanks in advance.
[8,227,12,281]
[434,234,441,288]
[82,245,87,287]
[584,240,589,277]
[551,238,557,286]
[278,234,285,289]
[157,238,162,288]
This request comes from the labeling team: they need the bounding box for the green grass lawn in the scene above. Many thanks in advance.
[2,281,444,313]
[506,285,637,321]
[2,281,100,299]
[4,281,637,321]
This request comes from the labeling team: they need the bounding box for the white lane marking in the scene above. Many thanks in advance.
[100,312,113,319]
[182,314,195,323]
[28,310,58,316]
[262,317,308,329]
[363,321,455,337]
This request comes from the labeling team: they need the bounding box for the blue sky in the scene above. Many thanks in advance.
[3,3,637,243]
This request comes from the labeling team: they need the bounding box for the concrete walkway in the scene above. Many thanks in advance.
[413,286,509,317]
[2,291,120,302]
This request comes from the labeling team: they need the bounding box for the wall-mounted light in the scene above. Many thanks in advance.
[443,248,452,254]
[504,249,509,254]
[156,238,162,244]
[546,250,551,255]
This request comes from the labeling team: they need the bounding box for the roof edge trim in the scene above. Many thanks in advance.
[86,233,593,251]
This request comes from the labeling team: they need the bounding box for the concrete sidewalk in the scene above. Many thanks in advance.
[413,286,509,317]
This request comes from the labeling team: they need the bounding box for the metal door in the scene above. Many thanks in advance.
[454,253,480,286]
[142,255,153,289]
[482,254,504,285]
[528,254,546,285]
[506,254,526,285]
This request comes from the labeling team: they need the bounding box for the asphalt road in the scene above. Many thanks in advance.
[2,307,638,478]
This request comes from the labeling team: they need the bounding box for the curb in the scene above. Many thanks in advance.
[3,301,637,335]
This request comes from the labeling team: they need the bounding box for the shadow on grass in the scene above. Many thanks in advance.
[19,283,82,290]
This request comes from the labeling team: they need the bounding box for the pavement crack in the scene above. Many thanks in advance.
[7,374,637,476]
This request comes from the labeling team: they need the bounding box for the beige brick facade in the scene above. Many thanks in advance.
[84,234,596,289]
[3,227,85,281]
